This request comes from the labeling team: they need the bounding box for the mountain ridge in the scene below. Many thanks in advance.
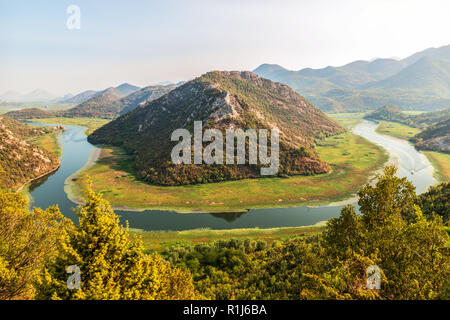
[88,71,345,185]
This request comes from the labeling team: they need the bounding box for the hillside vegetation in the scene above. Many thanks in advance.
[0,115,60,190]
[88,71,346,186]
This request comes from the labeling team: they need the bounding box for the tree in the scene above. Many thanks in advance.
[416,182,449,224]
[0,189,64,299]
[35,181,196,300]
[323,166,449,299]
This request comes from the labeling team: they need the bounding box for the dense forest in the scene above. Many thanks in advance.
[0,166,448,300]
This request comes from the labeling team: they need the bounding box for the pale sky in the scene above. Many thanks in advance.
[1,0,450,96]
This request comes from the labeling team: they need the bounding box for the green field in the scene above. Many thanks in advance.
[68,131,387,212]
[328,112,366,129]
[375,121,421,140]
[424,151,450,182]
[130,224,326,252]
[29,117,110,135]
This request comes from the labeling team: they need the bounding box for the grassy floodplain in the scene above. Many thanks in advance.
[67,129,387,212]
[131,224,326,252]
[423,151,450,182]
[362,117,449,183]
[29,117,110,135]
[375,121,421,140]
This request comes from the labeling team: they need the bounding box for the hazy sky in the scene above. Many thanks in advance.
[1,0,450,96]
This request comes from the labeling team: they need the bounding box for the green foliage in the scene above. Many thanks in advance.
[164,166,450,300]
[0,189,64,299]
[88,71,345,186]
[416,182,449,223]
[35,181,196,300]
[364,106,450,129]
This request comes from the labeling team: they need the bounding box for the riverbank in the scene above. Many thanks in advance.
[130,223,327,252]
[66,129,388,213]
[369,120,449,183]
[29,117,110,136]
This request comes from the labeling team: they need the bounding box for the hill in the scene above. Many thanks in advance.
[0,115,60,190]
[364,106,450,128]
[115,83,141,97]
[62,90,98,104]
[88,71,345,186]
[61,83,141,105]
[63,84,176,119]
[117,84,176,115]
[414,119,450,153]
[63,91,121,118]
[254,44,450,112]
[362,56,450,96]
[5,108,56,120]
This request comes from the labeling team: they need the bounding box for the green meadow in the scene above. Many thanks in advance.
[130,224,326,252]
[67,131,387,212]
[30,117,110,135]
[375,121,421,140]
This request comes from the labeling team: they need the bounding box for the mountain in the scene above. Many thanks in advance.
[88,71,345,186]
[61,83,140,105]
[254,44,450,112]
[364,106,450,128]
[414,119,450,153]
[114,83,141,97]
[402,44,450,66]
[0,89,56,102]
[0,115,60,190]
[63,84,176,119]
[21,89,57,102]
[63,91,121,118]
[5,108,55,120]
[0,90,23,102]
[63,90,98,104]
[118,84,176,115]
[361,57,450,96]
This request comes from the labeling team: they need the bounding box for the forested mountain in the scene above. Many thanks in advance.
[254,44,450,112]
[88,71,345,185]
[0,115,60,190]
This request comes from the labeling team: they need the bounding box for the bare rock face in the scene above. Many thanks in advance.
[88,71,346,186]
[0,115,60,190]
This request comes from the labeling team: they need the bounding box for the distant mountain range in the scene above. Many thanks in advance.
[5,83,177,120]
[88,71,345,185]
[254,44,450,112]
[0,89,58,103]
[62,84,176,118]
[62,83,141,105]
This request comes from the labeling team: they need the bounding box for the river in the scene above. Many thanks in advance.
[27,120,435,231]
